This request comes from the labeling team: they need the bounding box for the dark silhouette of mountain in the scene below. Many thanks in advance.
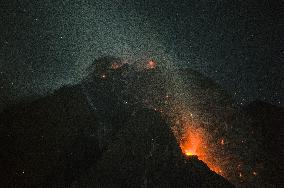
[240,101,284,187]
[0,56,234,187]
[72,108,233,188]
[244,100,284,150]
[0,85,101,187]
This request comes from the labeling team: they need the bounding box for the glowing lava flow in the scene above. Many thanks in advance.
[180,128,204,157]
[179,125,223,175]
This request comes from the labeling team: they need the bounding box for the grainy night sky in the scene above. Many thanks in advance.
[1,1,284,187]
[0,0,283,108]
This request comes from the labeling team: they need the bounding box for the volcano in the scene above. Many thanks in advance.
[1,56,281,187]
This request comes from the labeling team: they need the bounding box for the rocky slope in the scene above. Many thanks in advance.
[0,57,234,187]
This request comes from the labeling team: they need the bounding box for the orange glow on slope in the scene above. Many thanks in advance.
[179,126,223,175]
[180,128,204,157]
[146,60,157,69]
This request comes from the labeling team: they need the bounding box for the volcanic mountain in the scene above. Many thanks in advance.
[0,57,236,187]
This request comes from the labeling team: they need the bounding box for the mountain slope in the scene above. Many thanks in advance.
[72,108,234,188]
[0,57,235,187]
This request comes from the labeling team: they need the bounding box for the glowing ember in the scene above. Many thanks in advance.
[111,62,122,69]
[220,139,225,145]
[101,74,107,79]
[146,60,157,69]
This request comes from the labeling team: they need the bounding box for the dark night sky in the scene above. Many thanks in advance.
[0,0,283,108]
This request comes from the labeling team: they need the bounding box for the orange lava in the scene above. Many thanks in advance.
[180,126,223,175]
[180,128,204,157]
